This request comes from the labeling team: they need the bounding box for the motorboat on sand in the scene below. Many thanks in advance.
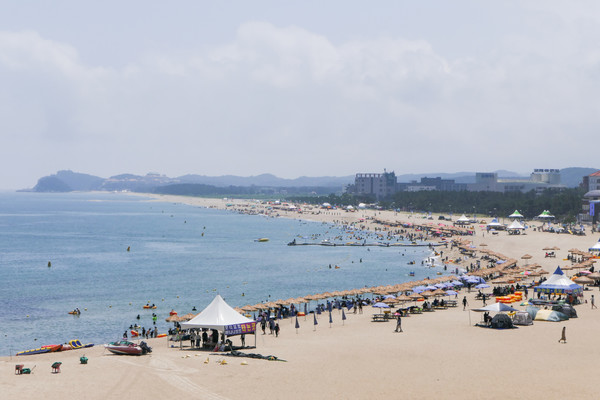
[104,340,152,356]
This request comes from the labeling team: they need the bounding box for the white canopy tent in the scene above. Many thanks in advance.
[589,240,600,252]
[487,218,505,230]
[507,220,525,231]
[456,214,471,225]
[472,302,518,313]
[181,295,257,346]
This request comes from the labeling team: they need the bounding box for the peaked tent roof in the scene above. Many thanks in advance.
[589,240,600,252]
[534,267,582,294]
[537,210,555,219]
[456,214,471,223]
[181,295,255,331]
[509,210,524,218]
[487,218,503,227]
[472,302,518,313]
[507,220,525,230]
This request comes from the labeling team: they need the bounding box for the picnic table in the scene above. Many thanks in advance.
[371,314,388,322]
[446,300,458,307]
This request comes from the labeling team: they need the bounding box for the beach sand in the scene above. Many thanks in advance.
[3,194,600,399]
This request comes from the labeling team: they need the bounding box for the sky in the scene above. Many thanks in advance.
[1,1,600,189]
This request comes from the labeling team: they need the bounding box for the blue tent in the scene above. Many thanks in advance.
[534,267,583,294]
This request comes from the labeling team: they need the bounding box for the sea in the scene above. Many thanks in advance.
[0,191,439,356]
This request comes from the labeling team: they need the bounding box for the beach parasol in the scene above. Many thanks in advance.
[396,294,412,302]
[409,293,424,301]
[165,315,181,323]
[538,269,550,275]
[573,276,594,285]
[372,302,390,309]
[588,272,600,280]
[179,313,196,321]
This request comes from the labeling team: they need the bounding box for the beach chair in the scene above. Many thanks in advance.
[51,362,62,373]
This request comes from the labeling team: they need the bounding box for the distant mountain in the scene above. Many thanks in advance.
[33,176,73,192]
[560,167,598,188]
[32,170,104,192]
[177,173,353,188]
[26,168,597,193]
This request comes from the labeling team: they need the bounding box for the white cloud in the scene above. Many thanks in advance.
[1,7,600,189]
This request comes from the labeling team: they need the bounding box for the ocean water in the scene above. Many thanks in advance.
[0,192,437,356]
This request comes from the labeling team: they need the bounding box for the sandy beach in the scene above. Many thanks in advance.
[3,194,600,399]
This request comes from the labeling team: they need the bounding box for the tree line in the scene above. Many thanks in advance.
[288,188,586,223]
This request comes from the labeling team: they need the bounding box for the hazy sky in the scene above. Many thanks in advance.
[1,1,599,189]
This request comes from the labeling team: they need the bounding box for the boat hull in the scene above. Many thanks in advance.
[104,340,151,356]
[105,345,143,356]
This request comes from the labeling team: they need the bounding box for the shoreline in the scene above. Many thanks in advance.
[4,193,600,399]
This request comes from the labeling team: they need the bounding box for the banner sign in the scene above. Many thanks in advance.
[224,322,256,336]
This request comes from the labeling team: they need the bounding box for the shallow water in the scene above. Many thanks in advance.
[0,192,440,355]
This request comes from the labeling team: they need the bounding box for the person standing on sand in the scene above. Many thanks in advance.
[559,326,567,343]
[592,295,597,309]
[463,296,468,311]
[395,315,402,332]
[275,323,280,337]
